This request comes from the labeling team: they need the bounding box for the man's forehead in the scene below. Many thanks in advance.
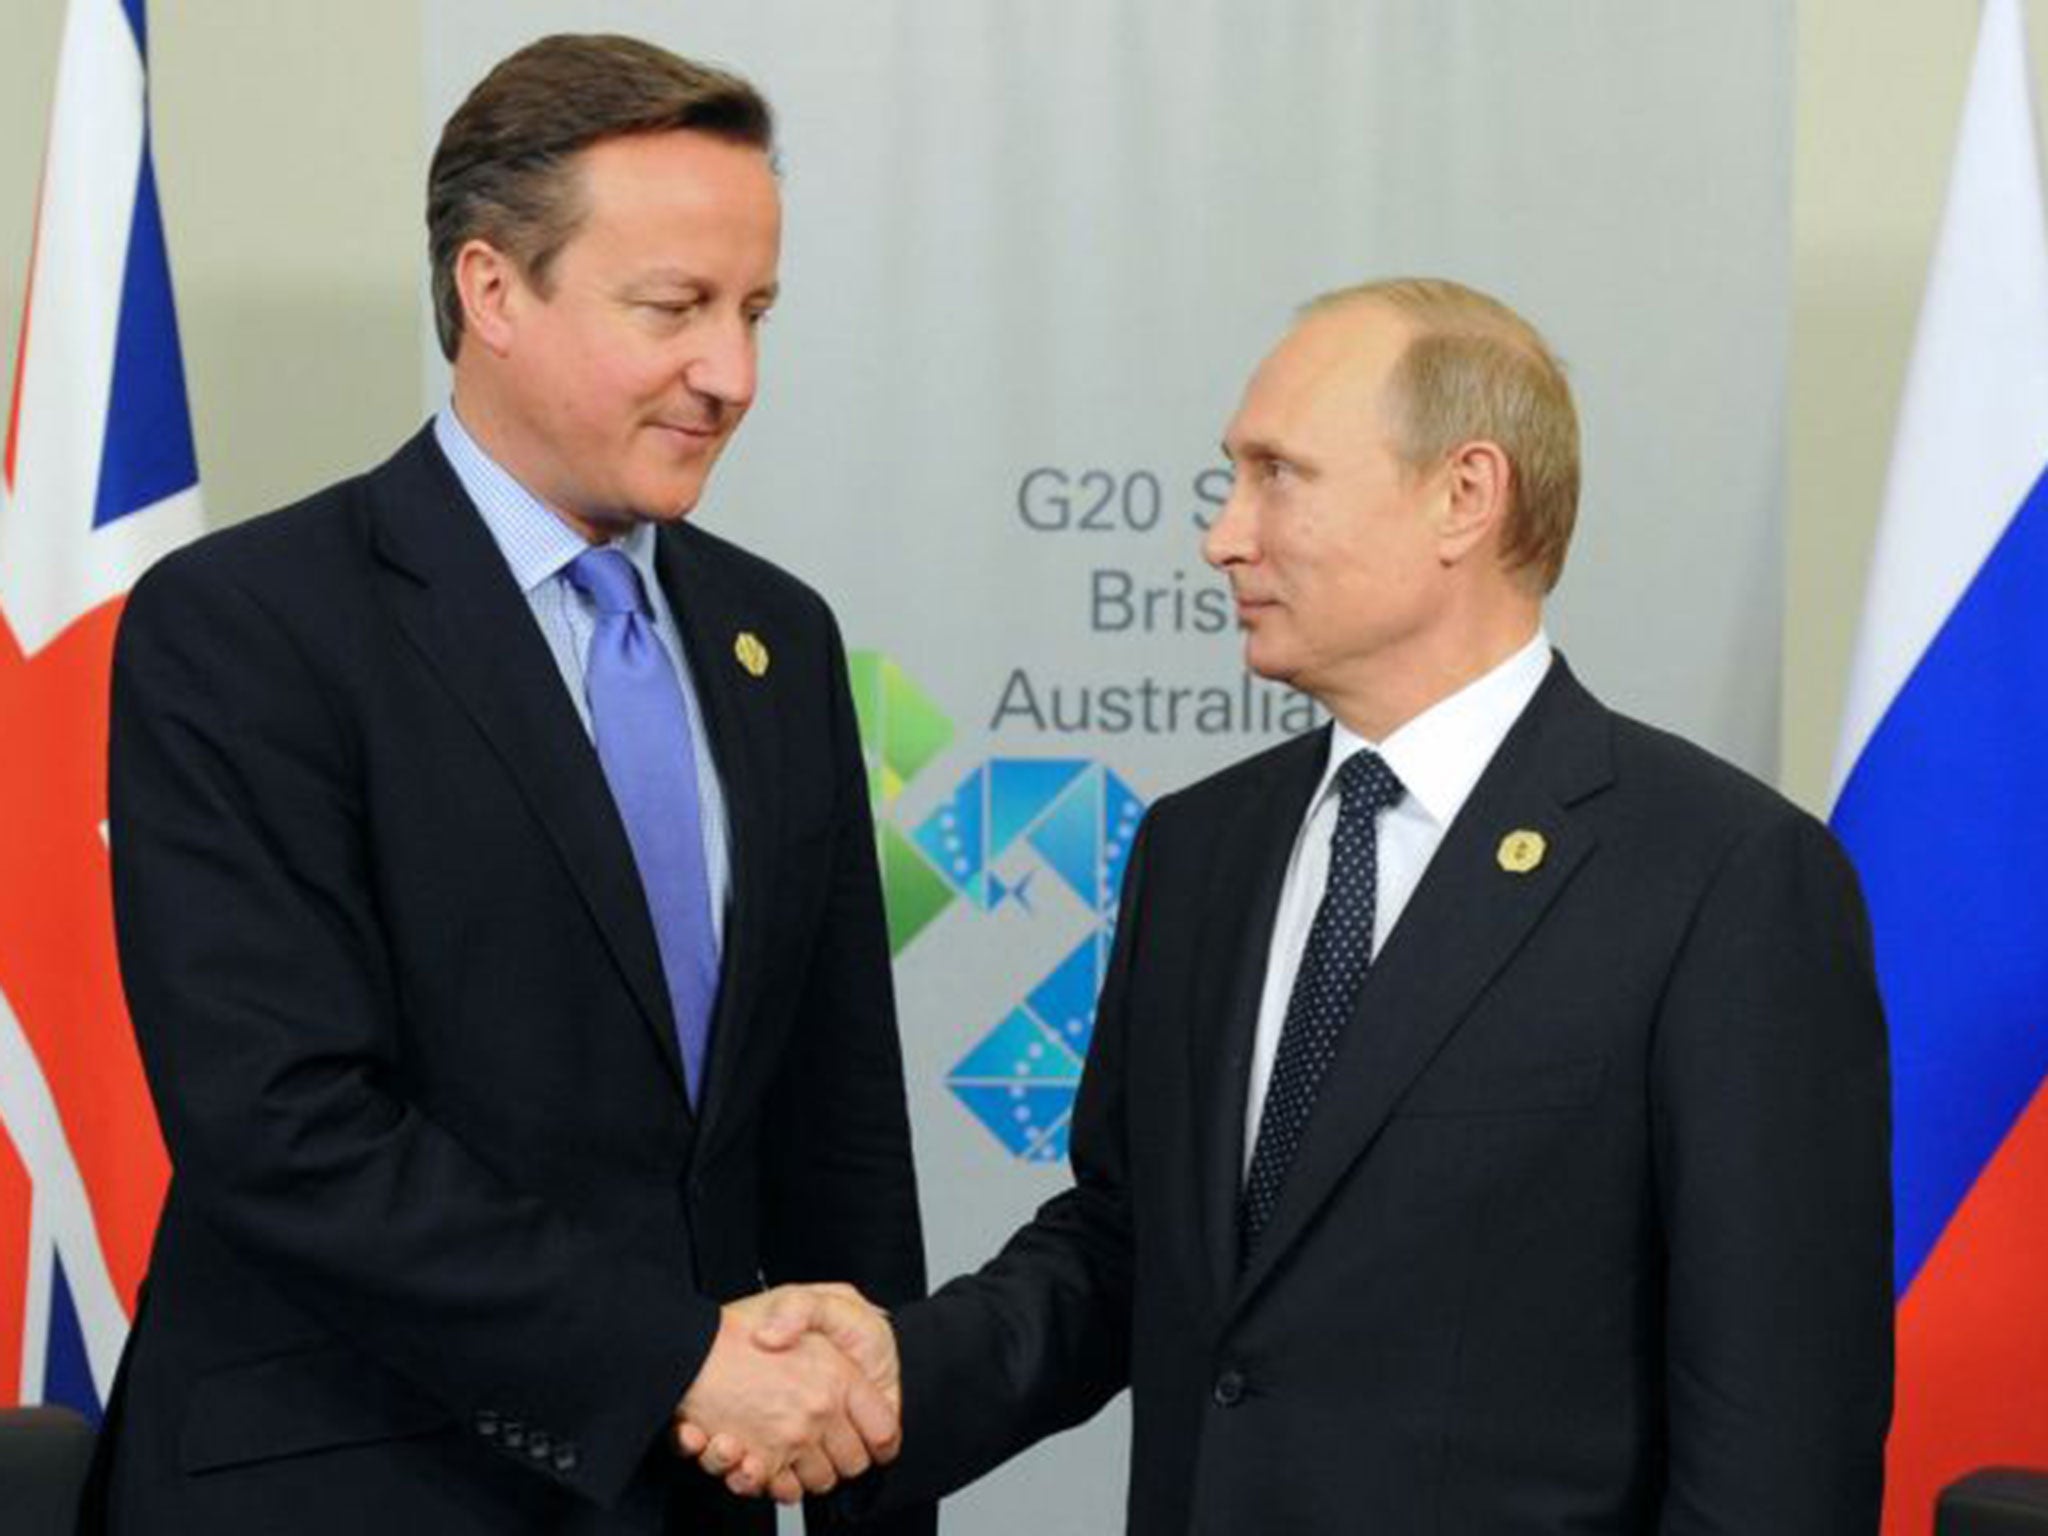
[1231,303,1408,438]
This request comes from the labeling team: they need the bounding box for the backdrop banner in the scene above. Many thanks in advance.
[427,5,1792,1527]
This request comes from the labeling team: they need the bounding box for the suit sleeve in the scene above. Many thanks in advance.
[1652,810,1893,1534]
[860,815,1151,1511]
[753,606,934,1536]
[110,554,715,1509]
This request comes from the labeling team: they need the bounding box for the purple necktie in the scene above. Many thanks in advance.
[565,548,719,1103]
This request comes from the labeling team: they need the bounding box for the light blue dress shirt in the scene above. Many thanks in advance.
[433,405,732,943]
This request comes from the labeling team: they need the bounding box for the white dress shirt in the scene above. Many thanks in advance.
[1242,631,1554,1174]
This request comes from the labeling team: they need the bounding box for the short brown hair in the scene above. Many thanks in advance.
[1309,278,1580,593]
[427,34,774,360]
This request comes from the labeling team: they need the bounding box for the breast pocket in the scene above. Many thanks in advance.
[1392,1054,1607,1119]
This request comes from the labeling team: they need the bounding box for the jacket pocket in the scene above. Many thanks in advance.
[179,1343,450,1473]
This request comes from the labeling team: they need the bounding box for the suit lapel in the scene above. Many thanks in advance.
[366,430,692,1101]
[1232,659,1614,1307]
[653,526,781,1153]
[1189,731,1329,1310]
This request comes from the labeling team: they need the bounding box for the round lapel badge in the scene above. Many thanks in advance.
[1496,828,1547,874]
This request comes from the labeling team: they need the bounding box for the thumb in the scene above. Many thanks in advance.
[749,1286,825,1351]
[811,1295,894,1388]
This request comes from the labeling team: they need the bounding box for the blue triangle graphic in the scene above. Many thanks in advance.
[949,1083,1079,1159]
[1026,932,1105,1057]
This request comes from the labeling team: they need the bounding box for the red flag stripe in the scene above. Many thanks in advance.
[1884,1075,2048,1534]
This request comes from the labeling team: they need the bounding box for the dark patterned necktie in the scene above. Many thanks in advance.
[1240,749,1405,1261]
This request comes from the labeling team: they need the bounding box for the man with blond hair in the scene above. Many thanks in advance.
[712,278,1893,1532]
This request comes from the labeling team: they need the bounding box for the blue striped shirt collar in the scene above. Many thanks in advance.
[434,403,662,598]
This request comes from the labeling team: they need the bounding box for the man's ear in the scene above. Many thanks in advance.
[454,239,522,358]
[1435,439,1512,567]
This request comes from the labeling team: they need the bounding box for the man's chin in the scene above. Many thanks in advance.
[626,479,708,525]
[1241,643,1298,688]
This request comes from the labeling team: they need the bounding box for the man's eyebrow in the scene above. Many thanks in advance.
[1224,435,1284,463]
[620,270,779,300]
[626,268,706,289]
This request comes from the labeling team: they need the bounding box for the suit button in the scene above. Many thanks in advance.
[502,1419,526,1450]
[475,1411,499,1440]
[527,1431,551,1460]
[1212,1370,1246,1407]
[554,1444,580,1475]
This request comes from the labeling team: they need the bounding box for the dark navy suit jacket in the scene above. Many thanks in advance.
[98,427,931,1534]
[879,658,1891,1535]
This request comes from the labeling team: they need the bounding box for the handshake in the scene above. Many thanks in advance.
[673,1284,902,1505]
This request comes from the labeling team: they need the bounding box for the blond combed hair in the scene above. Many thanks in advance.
[1308,278,1580,593]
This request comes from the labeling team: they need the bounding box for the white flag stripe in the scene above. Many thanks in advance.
[0,983,131,1402]
[1830,0,2048,798]
[15,1198,51,1405]
[0,0,156,655]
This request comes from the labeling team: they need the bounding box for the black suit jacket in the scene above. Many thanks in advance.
[98,427,931,1534]
[878,658,1891,1534]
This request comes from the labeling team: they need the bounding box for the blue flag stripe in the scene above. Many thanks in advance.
[40,1254,101,1422]
[93,137,198,529]
[1832,459,2048,1296]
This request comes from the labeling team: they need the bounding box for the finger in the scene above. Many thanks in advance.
[697,1431,744,1477]
[768,1468,806,1505]
[674,1421,708,1458]
[789,1443,839,1496]
[845,1378,902,1463]
[724,1448,772,1498]
[819,1409,873,1480]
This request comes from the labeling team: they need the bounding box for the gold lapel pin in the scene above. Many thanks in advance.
[733,631,770,678]
[1496,828,1547,875]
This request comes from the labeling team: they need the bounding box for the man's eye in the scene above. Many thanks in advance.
[744,308,773,329]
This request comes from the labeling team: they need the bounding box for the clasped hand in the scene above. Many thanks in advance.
[674,1283,900,1505]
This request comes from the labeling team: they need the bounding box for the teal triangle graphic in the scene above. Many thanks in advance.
[1026,766,1104,908]
[913,766,986,897]
[949,1006,1085,1084]
[987,759,1089,856]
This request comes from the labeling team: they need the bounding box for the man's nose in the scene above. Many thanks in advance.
[684,311,759,408]
[1202,483,1256,568]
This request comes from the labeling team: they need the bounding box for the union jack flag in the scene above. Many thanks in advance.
[0,0,199,1417]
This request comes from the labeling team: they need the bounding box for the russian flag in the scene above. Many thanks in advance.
[1828,0,2048,1528]
[0,0,198,1418]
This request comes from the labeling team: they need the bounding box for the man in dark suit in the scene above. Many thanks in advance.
[717,279,1893,1531]
[97,34,927,1534]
